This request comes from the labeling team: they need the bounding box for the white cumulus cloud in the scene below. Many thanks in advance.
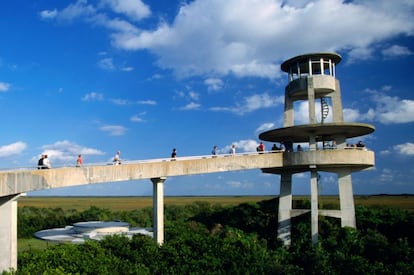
[101,0,151,21]
[82,92,104,101]
[0,82,11,92]
[394,143,414,156]
[368,89,414,124]
[109,0,414,78]
[137,100,157,105]
[255,123,275,134]
[221,139,259,154]
[98,58,116,70]
[204,78,224,91]
[39,9,58,19]
[211,93,283,115]
[37,140,105,165]
[42,0,414,79]
[100,125,128,136]
[130,114,144,122]
[382,45,413,58]
[0,142,27,157]
[180,102,200,110]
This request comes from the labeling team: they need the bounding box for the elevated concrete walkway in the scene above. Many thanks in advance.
[0,149,373,196]
[0,149,374,272]
[1,152,281,196]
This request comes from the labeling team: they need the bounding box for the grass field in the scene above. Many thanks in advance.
[18,238,58,252]
[17,196,276,211]
[18,195,414,212]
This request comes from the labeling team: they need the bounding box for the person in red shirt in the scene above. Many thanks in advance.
[76,154,83,167]
[257,142,265,153]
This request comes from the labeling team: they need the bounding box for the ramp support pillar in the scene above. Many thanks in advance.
[310,169,319,244]
[277,172,292,246]
[338,170,356,228]
[151,177,166,245]
[0,194,22,273]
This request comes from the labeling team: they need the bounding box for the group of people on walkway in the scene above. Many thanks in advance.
[37,154,51,169]
[37,150,121,169]
[38,153,83,169]
[346,141,366,149]
[215,144,236,155]
[171,144,236,160]
[37,139,368,169]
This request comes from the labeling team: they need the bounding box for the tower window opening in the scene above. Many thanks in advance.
[286,57,337,80]
[324,60,332,76]
[310,58,335,76]
[311,60,321,75]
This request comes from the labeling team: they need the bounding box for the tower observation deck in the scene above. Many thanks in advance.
[258,52,375,245]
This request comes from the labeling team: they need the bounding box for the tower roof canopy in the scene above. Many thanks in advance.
[281,52,342,73]
[259,122,374,143]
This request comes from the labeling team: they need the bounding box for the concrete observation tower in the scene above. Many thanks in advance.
[259,53,375,245]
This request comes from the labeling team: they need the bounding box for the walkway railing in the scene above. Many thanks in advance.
[0,146,370,173]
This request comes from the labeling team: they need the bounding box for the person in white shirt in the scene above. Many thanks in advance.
[43,155,51,169]
[230,144,236,155]
[280,142,286,152]
[113,150,121,165]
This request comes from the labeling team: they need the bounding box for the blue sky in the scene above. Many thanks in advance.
[0,0,413,196]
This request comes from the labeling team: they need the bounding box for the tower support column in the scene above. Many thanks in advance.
[337,170,356,228]
[310,170,319,244]
[151,177,166,245]
[332,81,344,122]
[307,77,317,124]
[0,194,21,273]
[278,172,293,245]
[284,92,294,127]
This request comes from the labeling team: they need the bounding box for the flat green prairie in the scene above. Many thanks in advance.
[18,195,414,211]
[18,196,276,211]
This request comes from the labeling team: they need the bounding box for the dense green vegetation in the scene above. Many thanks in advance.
[5,198,414,274]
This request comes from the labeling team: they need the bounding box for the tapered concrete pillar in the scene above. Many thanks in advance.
[338,170,356,228]
[151,177,166,245]
[278,173,292,246]
[284,92,294,127]
[307,78,317,124]
[310,170,319,244]
[332,80,344,122]
[0,194,21,273]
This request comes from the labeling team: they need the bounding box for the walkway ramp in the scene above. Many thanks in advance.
[0,153,283,196]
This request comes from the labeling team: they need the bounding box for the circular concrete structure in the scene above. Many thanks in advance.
[73,221,129,233]
[259,122,375,143]
[34,221,153,243]
[261,149,374,174]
